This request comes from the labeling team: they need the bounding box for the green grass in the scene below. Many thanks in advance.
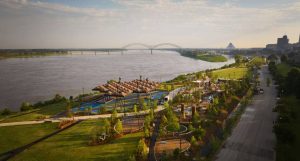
[212,67,249,79]
[276,96,300,161]
[249,56,266,66]
[11,120,143,161]
[195,54,227,62]
[276,63,296,77]
[0,123,58,154]
[1,101,67,123]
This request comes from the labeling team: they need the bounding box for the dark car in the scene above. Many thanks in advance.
[259,88,264,94]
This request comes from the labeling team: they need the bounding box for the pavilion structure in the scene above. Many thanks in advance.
[93,77,160,97]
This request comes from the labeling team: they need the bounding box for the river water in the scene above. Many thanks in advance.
[0,50,234,111]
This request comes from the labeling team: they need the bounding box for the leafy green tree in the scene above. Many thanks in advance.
[115,119,123,134]
[128,155,136,161]
[192,110,200,125]
[161,115,168,126]
[20,102,33,111]
[111,109,118,124]
[144,127,150,138]
[149,109,154,120]
[168,114,180,132]
[188,124,195,131]
[103,118,111,135]
[153,100,158,109]
[136,139,149,161]
[144,116,151,130]
[100,106,107,114]
[133,104,138,113]
[173,148,180,160]
[138,97,145,110]
[1,108,11,115]
[194,126,206,140]
[190,136,197,146]
[234,54,242,64]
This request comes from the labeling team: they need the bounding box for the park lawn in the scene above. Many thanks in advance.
[0,122,58,154]
[1,101,67,123]
[11,120,143,161]
[212,67,249,79]
[276,96,300,161]
[249,56,265,66]
[196,54,227,62]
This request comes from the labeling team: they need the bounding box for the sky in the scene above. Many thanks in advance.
[0,0,299,49]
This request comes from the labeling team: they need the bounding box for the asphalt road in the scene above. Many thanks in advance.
[215,66,277,161]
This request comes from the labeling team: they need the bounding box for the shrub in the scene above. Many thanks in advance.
[135,139,149,161]
[1,108,12,115]
[20,102,33,111]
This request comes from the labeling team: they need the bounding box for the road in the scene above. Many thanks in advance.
[215,66,277,161]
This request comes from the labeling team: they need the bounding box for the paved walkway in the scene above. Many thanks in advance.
[215,66,277,161]
[0,105,165,127]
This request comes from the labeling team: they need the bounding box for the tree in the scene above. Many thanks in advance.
[149,109,154,120]
[144,127,150,138]
[138,97,145,110]
[153,100,158,109]
[234,54,242,64]
[1,108,11,115]
[188,124,195,131]
[20,102,32,111]
[115,119,123,134]
[161,115,168,126]
[173,148,180,160]
[192,110,200,125]
[194,126,206,141]
[66,100,73,118]
[133,104,138,113]
[128,155,136,161]
[136,139,149,161]
[103,118,111,135]
[111,109,118,124]
[100,106,107,114]
[168,114,180,132]
[190,136,197,146]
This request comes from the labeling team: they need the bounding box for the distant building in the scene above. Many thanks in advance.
[277,35,289,50]
[265,34,300,51]
[226,42,235,50]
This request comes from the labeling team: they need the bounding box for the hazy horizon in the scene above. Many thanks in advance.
[0,0,300,49]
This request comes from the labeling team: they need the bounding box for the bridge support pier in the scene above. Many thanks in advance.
[150,49,153,55]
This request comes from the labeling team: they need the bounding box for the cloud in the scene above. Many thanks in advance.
[0,0,299,48]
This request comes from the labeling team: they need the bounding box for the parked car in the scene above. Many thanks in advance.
[259,88,264,94]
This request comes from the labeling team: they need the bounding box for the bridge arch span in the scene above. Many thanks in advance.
[122,43,151,49]
[151,43,182,49]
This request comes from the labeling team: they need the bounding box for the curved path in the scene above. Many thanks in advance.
[215,66,277,161]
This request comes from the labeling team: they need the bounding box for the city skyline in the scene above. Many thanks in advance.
[0,0,300,49]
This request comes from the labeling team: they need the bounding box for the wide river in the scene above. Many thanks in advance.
[0,50,234,111]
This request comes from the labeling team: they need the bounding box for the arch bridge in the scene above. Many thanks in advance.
[121,43,183,54]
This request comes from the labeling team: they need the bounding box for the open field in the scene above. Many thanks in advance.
[196,54,227,62]
[0,122,58,154]
[1,101,67,123]
[212,67,249,79]
[11,120,143,161]
[180,52,227,62]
